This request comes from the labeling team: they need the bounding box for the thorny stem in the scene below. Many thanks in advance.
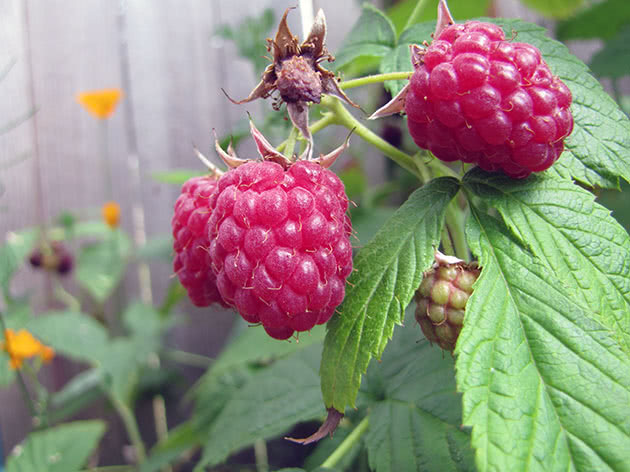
[320,95,421,178]
[320,416,369,469]
[109,394,147,464]
[339,72,412,90]
[404,0,432,30]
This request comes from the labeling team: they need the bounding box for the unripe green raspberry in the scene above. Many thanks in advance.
[414,252,480,351]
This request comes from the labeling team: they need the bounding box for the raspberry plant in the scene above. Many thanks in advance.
[1,1,630,471]
[186,2,630,471]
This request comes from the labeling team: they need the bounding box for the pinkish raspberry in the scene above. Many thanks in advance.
[172,175,227,308]
[207,160,353,340]
[405,20,573,178]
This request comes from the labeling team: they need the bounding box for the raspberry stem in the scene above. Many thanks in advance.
[284,125,299,159]
[321,95,421,178]
[109,392,147,464]
[446,200,469,261]
[320,416,369,469]
[339,72,413,90]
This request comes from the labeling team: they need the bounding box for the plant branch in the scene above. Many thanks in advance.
[339,72,412,90]
[109,394,146,464]
[254,439,269,472]
[284,125,299,159]
[321,95,421,178]
[164,349,214,368]
[320,416,369,469]
[445,199,469,261]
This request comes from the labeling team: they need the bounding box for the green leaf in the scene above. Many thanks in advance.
[99,338,142,402]
[334,4,396,70]
[75,230,131,303]
[590,27,630,79]
[320,177,460,412]
[192,320,324,430]
[195,345,325,470]
[489,18,630,188]
[151,169,203,185]
[556,0,630,41]
[6,420,106,472]
[464,169,630,356]
[363,321,474,472]
[457,208,630,471]
[48,369,106,423]
[197,319,325,388]
[141,422,199,472]
[136,235,173,262]
[520,0,583,18]
[379,22,434,96]
[303,426,361,472]
[123,301,163,341]
[0,228,38,294]
[351,207,397,247]
[27,311,109,363]
[366,401,474,472]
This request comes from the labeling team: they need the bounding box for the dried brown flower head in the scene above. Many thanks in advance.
[225,8,359,158]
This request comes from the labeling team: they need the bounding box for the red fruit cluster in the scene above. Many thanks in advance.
[405,20,573,178]
[172,176,227,308]
[207,160,353,340]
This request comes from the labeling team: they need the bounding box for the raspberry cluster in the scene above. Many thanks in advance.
[172,175,227,308]
[415,257,480,351]
[207,160,353,340]
[405,20,573,178]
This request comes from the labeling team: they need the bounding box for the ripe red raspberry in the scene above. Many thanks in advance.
[415,253,480,351]
[207,160,353,340]
[405,20,573,178]
[172,175,227,308]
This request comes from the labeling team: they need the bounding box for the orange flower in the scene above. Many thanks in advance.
[102,201,121,228]
[0,329,55,370]
[77,88,123,119]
